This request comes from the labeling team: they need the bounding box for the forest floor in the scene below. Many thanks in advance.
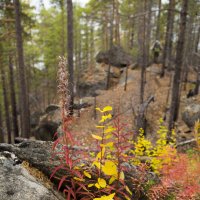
[69,64,199,147]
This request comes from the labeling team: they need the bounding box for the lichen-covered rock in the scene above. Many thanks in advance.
[182,103,200,128]
[0,151,64,200]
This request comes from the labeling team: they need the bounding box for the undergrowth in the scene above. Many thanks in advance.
[50,57,200,200]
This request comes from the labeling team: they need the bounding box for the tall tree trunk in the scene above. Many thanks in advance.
[161,0,175,77]
[8,56,19,138]
[182,16,194,91]
[106,1,115,90]
[85,16,89,68]
[0,64,12,144]
[139,0,147,104]
[14,0,30,138]
[195,27,200,53]
[114,0,120,45]
[0,103,4,143]
[89,21,95,68]
[146,0,153,65]
[67,0,74,116]
[168,0,188,133]
[194,27,200,95]
[60,0,65,56]
[156,0,162,40]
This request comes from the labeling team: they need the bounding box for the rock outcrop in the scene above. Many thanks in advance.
[182,102,200,128]
[34,105,61,141]
[0,151,64,200]
[96,45,133,68]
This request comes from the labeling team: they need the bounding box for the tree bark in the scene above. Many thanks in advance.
[156,0,162,40]
[139,0,147,104]
[60,0,65,56]
[168,0,188,133]
[194,27,200,95]
[161,0,175,77]
[146,0,153,65]
[14,0,30,138]
[114,0,120,45]
[135,95,154,136]
[67,0,74,116]
[8,56,19,138]
[0,103,4,143]
[0,64,12,144]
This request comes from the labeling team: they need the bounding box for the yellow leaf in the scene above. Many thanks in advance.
[96,147,105,159]
[100,142,113,148]
[102,160,118,176]
[73,166,80,170]
[125,196,131,200]
[92,134,102,141]
[98,178,107,188]
[96,152,102,159]
[96,106,112,113]
[109,176,116,184]
[125,186,132,195]
[106,142,114,147]
[119,171,125,180]
[88,184,94,188]
[95,182,100,189]
[99,114,112,123]
[105,134,112,139]
[90,152,95,157]
[96,107,104,112]
[105,127,116,133]
[102,106,113,112]
[93,193,115,200]
[96,126,105,129]
[73,177,85,182]
[84,171,91,179]
[92,161,101,169]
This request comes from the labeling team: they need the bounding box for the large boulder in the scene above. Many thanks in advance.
[182,103,200,128]
[30,111,43,129]
[79,66,107,97]
[0,151,64,200]
[34,105,61,141]
[96,45,133,68]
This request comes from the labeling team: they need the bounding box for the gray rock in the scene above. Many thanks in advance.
[96,45,133,68]
[45,104,60,114]
[182,103,200,128]
[34,106,61,141]
[30,111,43,129]
[0,151,64,200]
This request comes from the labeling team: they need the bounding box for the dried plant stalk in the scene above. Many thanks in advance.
[57,56,70,119]
[57,56,73,144]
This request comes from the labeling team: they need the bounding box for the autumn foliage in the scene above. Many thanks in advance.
[50,58,200,200]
